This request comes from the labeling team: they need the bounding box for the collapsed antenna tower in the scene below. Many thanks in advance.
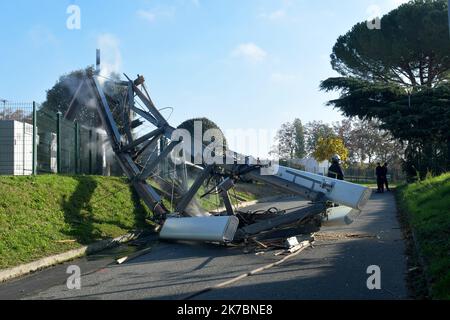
[65,51,372,242]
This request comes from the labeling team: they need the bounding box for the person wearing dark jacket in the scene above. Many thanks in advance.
[382,162,390,192]
[328,154,344,180]
[376,162,384,193]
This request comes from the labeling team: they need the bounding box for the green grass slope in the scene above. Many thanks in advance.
[0,175,151,269]
[398,173,450,299]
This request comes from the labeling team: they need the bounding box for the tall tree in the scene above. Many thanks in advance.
[321,0,450,177]
[177,117,227,164]
[273,122,297,159]
[330,0,450,87]
[40,67,125,128]
[305,121,336,154]
[293,118,306,158]
[313,137,349,164]
[333,119,355,160]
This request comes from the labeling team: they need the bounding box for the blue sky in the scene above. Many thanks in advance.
[0,0,408,156]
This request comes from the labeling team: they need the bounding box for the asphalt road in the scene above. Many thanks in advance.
[0,192,408,300]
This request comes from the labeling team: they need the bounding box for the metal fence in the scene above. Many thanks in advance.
[345,166,406,184]
[0,101,120,176]
[280,159,406,184]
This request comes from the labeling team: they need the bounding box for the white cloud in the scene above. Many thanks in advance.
[97,34,122,78]
[28,26,57,47]
[270,72,298,83]
[260,9,286,21]
[231,43,267,63]
[136,6,176,23]
[137,9,156,23]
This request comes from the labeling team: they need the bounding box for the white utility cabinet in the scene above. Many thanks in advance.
[0,120,34,175]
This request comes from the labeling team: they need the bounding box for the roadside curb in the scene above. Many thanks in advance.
[0,232,142,283]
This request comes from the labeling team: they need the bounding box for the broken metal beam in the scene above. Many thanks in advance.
[120,127,164,153]
[124,74,168,127]
[90,76,123,147]
[137,139,182,181]
[175,165,215,215]
[234,202,326,240]
[131,106,159,127]
[133,133,163,160]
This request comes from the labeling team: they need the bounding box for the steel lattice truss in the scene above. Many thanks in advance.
[64,62,370,243]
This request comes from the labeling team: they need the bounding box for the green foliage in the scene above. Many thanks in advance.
[40,67,126,128]
[330,0,450,87]
[313,137,349,163]
[273,122,297,159]
[0,175,151,269]
[321,78,450,177]
[305,121,336,154]
[177,117,227,164]
[321,0,450,178]
[293,118,307,158]
[333,119,405,165]
[398,173,450,299]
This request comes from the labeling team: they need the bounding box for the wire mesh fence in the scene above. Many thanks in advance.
[36,108,56,173]
[280,158,406,184]
[0,101,121,176]
[345,166,406,184]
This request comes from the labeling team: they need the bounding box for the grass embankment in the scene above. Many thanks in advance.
[198,182,282,211]
[0,175,151,269]
[397,173,450,300]
[0,175,280,269]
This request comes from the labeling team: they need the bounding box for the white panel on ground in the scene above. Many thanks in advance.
[160,216,239,243]
[322,205,362,227]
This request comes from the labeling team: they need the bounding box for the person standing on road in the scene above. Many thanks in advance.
[328,154,344,208]
[382,162,391,192]
[328,154,344,181]
[376,162,384,193]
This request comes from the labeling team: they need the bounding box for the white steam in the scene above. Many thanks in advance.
[97,33,122,80]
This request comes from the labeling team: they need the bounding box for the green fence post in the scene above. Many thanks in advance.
[32,102,37,175]
[89,129,93,174]
[74,122,79,174]
[56,112,62,174]
[96,131,100,174]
